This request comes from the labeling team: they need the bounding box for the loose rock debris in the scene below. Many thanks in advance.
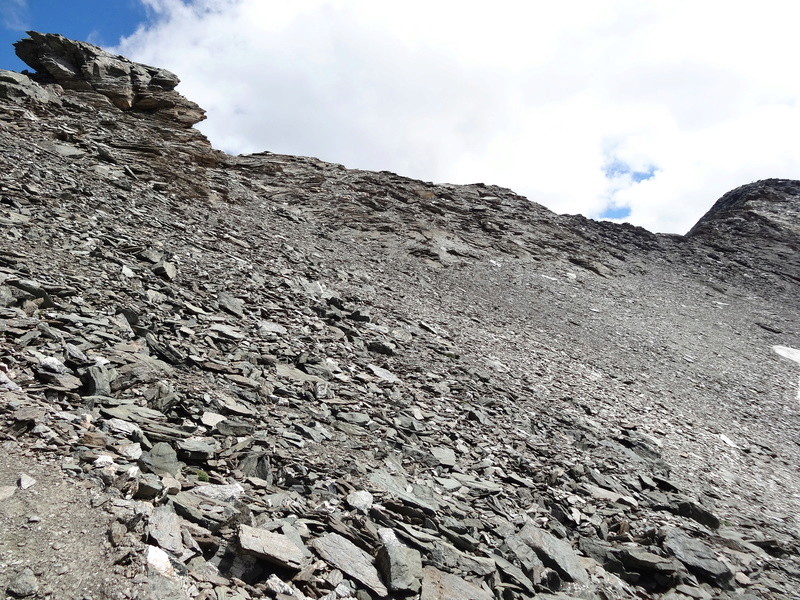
[1,31,800,600]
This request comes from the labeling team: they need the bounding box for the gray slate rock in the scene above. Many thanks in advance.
[81,364,113,396]
[675,497,721,530]
[7,567,38,597]
[663,529,733,588]
[505,532,545,579]
[369,468,440,514]
[135,473,164,500]
[518,523,589,584]
[0,69,57,104]
[149,505,184,554]
[145,442,181,476]
[311,532,388,597]
[430,539,495,576]
[171,491,242,532]
[176,438,216,461]
[376,528,423,593]
[238,524,304,570]
[153,260,177,280]
[15,31,204,125]
[218,292,245,317]
[616,547,681,575]
[431,446,457,467]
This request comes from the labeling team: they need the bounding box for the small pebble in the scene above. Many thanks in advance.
[17,473,36,489]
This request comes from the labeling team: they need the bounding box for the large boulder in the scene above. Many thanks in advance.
[14,31,204,126]
[0,69,58,104]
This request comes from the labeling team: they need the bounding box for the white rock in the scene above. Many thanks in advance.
[201,411,227,427]
[346,490,374,512]
[147,545,175,577]
[193,482,244,502]
[93,455,116,467]
[18,473,36,489]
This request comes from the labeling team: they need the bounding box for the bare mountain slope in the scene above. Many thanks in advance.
[1,33,799,600]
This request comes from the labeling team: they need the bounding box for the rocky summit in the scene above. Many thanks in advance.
[0,32,798,600]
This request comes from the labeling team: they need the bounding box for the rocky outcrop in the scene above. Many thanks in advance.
[1,33,799,600]
[13,31,204,126]
[687,178,800,285]
[0,68,59,105]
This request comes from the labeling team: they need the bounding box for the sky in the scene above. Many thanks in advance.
[2,1,800,234]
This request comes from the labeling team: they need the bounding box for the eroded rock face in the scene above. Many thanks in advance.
[14,31,205,126]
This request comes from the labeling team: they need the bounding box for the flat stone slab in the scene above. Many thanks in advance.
[377,528,423,593]
[663,529,733,587]
[239,524,304,570]
[275,363,324,384]
[149,506,184,554]
[312,532,388,597]
[369,469,440,514]
[519,523,589,584]
[170,491,240,532]
[451,473,503,494]
[431,446,457,467]
[420,566,492,600]
[368,364,399,383]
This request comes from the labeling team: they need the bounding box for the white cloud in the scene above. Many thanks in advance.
[115,0,800,233]
[2,0,29,31]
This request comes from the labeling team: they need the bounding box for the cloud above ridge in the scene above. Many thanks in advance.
[116,0,800,233]
[2,0,29,30]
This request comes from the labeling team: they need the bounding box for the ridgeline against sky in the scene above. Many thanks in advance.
[2,0,800,234]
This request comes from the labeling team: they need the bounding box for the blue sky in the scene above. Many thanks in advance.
[0,0,147,71]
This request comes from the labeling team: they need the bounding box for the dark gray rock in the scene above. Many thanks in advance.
[518,523,589,584]
[143,442,181,477]
[675,497,721,530]
[82,364,113,396]
[376,529,423,593]
[238,524,304,570]
[312,533,388,597]
[663,529,733,589]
